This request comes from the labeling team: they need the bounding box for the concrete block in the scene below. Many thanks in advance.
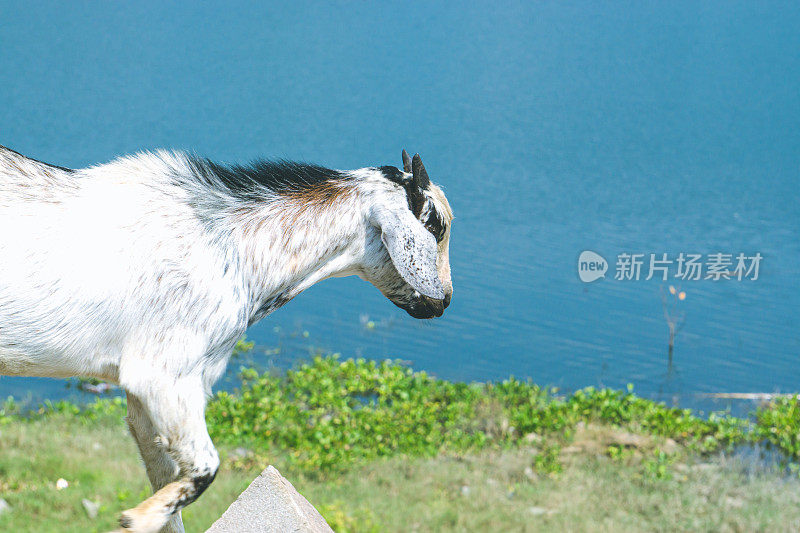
[206,466,333,533]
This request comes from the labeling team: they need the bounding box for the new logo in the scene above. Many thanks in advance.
[578,250,607,283]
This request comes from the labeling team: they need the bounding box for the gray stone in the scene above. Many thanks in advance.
[0,498,10,516]
[81,498,99,519]
[231,447,251,459]
[206,466,333,533]
[523,432,542,444]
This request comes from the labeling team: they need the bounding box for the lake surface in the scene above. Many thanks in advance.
[1,2,798,412]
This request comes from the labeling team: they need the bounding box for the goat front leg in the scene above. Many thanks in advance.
[119,377,219,533]
[126,392,185,533]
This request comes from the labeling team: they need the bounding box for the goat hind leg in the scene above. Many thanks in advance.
[119,378,219,533]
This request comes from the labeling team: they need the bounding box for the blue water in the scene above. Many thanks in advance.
[1,2,798,411]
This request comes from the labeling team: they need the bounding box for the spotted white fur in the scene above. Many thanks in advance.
[0,146,452,533]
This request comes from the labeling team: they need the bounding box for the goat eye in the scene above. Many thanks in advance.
[424,213,445,243]
[435,226,447,243]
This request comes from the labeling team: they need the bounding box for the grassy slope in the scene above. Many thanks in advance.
[2,415,800,533]
[0,415,253,533]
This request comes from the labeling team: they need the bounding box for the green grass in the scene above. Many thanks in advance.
[306,450,800,532]
[3,354,800,531]
[2,415,800,532]
[0,414,253,532]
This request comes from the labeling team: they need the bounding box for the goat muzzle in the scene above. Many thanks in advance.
[406,295,445,319]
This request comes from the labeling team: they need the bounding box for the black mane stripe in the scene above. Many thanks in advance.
[186,156,350,201]
[181,156,446,240]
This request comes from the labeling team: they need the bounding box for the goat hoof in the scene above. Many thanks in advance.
[118,507,167,533]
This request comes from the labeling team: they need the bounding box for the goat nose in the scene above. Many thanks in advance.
[421,295,444,317]
[443,293,451,309]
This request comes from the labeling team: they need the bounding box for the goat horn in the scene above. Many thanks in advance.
[411,153,430,189]
[401,149,412,173]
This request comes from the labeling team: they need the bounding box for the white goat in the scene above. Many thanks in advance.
[0,145,453,533]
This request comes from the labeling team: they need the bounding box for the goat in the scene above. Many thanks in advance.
[0,145,453,533]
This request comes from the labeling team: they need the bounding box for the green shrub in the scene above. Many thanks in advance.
[6,353,800,479]
[754,396,800,459]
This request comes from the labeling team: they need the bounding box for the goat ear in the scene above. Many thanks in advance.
[372,207,445,300]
